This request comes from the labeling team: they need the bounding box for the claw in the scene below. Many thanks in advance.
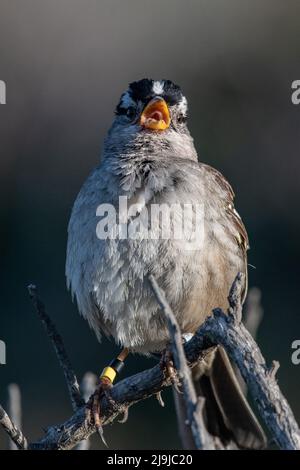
[118,407,129,424]
[85,376,113,446]
[160,348,181,393]
[155,391,165,407]
[103,388,117,410]
[96,424,108,447]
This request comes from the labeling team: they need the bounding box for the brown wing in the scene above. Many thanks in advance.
[201,163,249,302]
[202,163,249,251]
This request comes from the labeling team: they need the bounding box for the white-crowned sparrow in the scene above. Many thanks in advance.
[66,79,266,449]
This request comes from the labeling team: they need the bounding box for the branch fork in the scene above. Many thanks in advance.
[0,274,299,450]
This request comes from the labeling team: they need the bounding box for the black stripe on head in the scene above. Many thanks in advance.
[160,80,183,106]
[115,79,154,116]
[129,79,154,104]
[115,79,186,116]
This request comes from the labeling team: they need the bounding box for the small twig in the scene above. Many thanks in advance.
[269,360,280,380]
[148,274,217,450]
[227,272,244,323]
[0,404,28,450]
[7,384,22,450]
[76,372,97,450]
[27,284,84,411]
[172,387,196,449]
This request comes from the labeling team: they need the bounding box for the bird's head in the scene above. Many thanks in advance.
[104,79,196,160]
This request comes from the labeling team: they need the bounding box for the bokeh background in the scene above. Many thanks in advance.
[1,0,300,449]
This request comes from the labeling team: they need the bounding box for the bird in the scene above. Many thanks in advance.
[66,78,266,449]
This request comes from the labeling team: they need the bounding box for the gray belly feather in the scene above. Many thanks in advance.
[66,162,245,353]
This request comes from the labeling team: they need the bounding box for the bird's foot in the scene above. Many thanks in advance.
[85,348,129,446]
[86,376,115,447]
[160,348,181,393]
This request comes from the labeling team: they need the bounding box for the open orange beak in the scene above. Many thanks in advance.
[140,98,170,131]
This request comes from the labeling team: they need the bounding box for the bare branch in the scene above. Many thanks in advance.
[76,372,97,450]
[0,404,28,450]
[28,326,214,449]
[148,274,217,449]
[14,274,299,451]
[198,273,300,450]
[172,387,196,450]
[227,272,244,323]
[27,284,84,411]
[7,384,22,450]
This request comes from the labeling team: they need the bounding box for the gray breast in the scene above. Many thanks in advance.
[66,157,246,353]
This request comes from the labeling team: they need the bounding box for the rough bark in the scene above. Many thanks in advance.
[0,275,299,450]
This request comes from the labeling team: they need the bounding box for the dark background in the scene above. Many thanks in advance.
[1,0,300,449]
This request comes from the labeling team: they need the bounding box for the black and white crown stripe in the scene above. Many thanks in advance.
[115,79,188,117]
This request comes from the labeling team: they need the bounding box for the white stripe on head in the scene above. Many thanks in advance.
[152,80,164,95]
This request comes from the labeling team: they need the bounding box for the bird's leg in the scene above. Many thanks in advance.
[159,334,193,391]
[86,347,129,445]
[159,347,181,392]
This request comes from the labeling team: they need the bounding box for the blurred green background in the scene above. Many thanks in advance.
[1,0,300,449]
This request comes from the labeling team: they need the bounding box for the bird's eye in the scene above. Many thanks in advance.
[177,114,187,124]
[126,107,136,120]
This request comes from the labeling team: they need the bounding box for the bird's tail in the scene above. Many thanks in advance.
[173,346,267,449]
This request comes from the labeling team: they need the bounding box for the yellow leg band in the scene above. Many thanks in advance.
[100,366,117,383]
